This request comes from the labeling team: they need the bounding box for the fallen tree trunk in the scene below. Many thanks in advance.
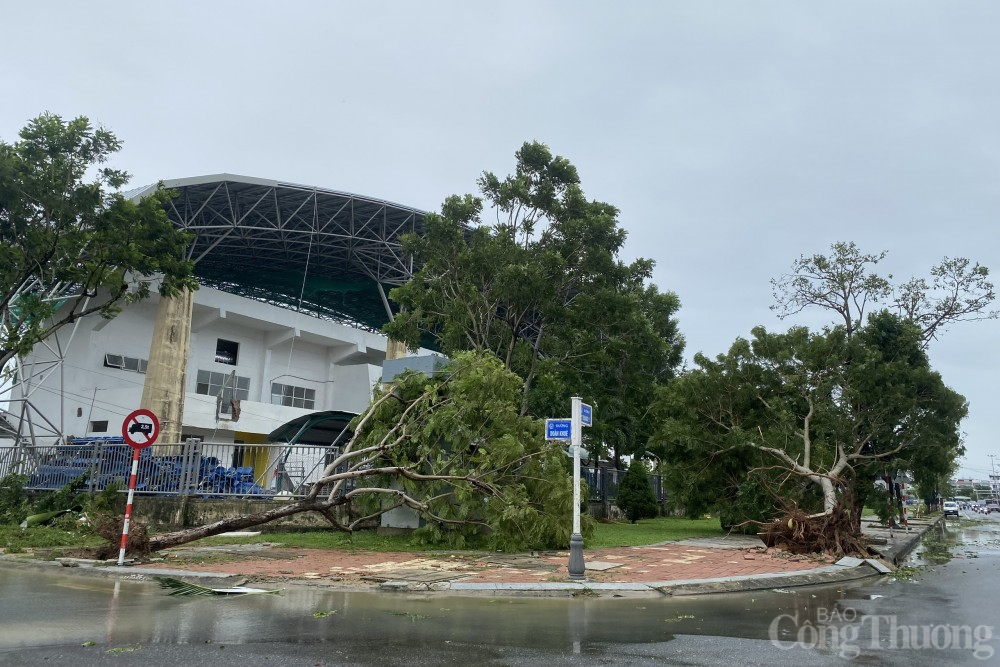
[143,495,345,554]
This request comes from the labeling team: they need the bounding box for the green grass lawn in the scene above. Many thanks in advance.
[0,524,105,553]
[587,516,724,548]
[190,516,726,552]
[2,515,726,556]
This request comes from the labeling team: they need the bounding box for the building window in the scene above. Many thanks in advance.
[104,353,147,374]
[271,383,316,409]
[215,339,239,365]
[89,420,108,433]
[196,370,250,415]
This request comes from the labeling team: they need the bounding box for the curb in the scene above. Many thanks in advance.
[384,560,886,597]
[2,518,944,597]
[867,515,943,566]
[0,554,245,587]
[1,552,884,598]
[653,561,883,596]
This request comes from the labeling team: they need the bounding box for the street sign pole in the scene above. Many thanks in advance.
[567,396,586,580]
[117,447,142,566]
[118,409,160,566]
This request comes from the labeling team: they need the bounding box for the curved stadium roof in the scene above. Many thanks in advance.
[129,175,427,333]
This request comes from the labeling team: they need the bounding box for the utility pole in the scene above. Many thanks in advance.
[989,454,998,500]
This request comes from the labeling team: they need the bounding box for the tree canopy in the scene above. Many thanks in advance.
[0,112,196,370]
[384,141,683,465]
[771,241,997,345]
[651,313,967,532]
[148,351,588,553]
[652,242,989,539]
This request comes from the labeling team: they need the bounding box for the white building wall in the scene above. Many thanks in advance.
[12,285,430,447]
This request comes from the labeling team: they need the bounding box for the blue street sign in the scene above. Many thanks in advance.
[580,403,593,427]
[545,418,572,440]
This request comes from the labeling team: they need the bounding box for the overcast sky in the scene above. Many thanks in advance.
[3,2,998,482]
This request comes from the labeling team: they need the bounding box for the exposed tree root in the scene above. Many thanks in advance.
[758,504,876,558]
[90,513,151,560]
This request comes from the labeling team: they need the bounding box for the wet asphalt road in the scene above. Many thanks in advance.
[1,512,997,666]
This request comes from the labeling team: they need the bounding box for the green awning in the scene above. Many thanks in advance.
[266,410,357,447]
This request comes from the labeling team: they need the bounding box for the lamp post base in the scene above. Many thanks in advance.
[567,532,586,580]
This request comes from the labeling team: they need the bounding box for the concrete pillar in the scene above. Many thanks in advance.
[140,288,194,451]
[386,338,408,361]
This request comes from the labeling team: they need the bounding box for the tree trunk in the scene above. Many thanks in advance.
[145,496,344,553]
[814,475,837,514]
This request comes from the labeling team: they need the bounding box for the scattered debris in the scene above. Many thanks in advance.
[20,508,74,528]
[154,576,279,596]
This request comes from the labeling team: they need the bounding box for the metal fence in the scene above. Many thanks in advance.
[582,465,665,503]
[0,439,662,503]
[0,438,342,499]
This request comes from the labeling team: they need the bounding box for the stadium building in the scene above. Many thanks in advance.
[1,174,435,495]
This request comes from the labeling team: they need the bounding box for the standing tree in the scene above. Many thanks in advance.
[616,459,659,523]
[385,141,683,466]
[0,112,196,369]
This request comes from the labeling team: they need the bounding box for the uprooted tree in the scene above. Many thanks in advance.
[650,242,986,556]
[770,241,992,519]
[120,141,679,558]
[653,316,966,555]
[140,352,585,556]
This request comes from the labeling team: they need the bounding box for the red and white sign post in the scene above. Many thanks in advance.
[118,409,160,566]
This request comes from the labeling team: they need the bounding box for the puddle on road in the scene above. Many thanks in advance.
[5,520,999,653]
[0,567,861,650]
[905,517,1000,566]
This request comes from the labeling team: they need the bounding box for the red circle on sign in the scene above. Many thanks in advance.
[122,409,160,449]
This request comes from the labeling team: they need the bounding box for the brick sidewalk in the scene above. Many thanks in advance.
[153,540,834,586]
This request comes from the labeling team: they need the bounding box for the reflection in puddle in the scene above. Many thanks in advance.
[0,568,860,650]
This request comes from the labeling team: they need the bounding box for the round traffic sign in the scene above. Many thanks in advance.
[122,409,160,449]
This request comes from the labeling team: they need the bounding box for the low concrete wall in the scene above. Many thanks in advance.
[131,496,349,531]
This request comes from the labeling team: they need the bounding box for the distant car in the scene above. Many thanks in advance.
[987,502,1000,514]
[943,501,960,518]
